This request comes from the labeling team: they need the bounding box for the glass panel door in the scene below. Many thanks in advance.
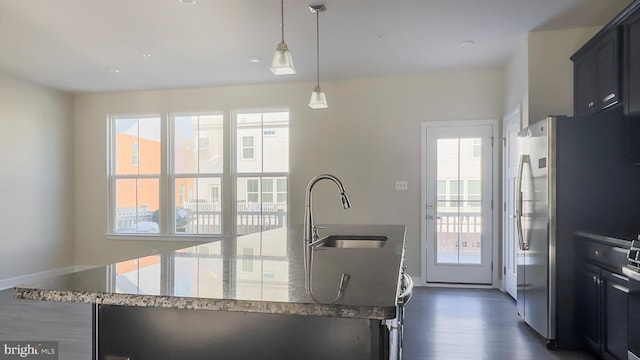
[435,138,483,265]
[425,123,494,284]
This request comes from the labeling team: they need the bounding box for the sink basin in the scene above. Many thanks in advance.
[313,235,388,249]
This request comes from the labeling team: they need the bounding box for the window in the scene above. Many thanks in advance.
[235,111,289,235]
[111,116,161,234]
[241,135,255,160]
[109,109,289,238]
[246,179,259,203]
[467,180,481,208]
[173,113,224,235]
[262,179,274,203]
[449,180,462,207]
[276,178,287,203]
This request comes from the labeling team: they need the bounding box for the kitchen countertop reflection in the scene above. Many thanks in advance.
[14,224,406,320]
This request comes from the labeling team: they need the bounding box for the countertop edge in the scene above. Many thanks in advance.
[13,287,396,320]
[575,231,632,248]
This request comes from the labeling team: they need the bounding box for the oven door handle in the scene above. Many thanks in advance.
[398,273,414,303]
[623,266,640,282]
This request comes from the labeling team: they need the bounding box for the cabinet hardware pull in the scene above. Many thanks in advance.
[603,93,616,102]
[611,284,629,293]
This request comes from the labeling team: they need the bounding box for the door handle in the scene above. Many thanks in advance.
[427,215,441,220]
[516,154,530,251]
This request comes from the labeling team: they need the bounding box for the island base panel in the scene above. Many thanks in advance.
[96,304,391,360]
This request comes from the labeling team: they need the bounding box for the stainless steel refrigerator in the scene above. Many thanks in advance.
[515,109,640,350]
[516,115,582,349]
[516,116,558,345]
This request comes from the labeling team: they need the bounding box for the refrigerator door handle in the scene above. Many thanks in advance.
[516,154,530,251]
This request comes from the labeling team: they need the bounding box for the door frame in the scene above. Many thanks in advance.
[420,119,500,287]
[502,105,522,299]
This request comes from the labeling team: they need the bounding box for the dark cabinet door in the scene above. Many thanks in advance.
[574,54,596,116]
[576,265,600,350]
[623,11,640,162]
[624,11,640,116]
[602,270,629,360]
[573,30,621,116]
[595,30,621,111]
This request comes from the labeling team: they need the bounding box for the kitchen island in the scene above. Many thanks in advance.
[14,224,407,360]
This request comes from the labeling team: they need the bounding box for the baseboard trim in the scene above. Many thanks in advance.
[424,283,494,289]
[0,265,96,290]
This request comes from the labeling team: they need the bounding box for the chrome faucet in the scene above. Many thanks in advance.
[303,174,352,303]
[303,174,351,245]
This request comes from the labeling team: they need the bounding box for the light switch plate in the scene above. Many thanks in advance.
[395,180,408,191]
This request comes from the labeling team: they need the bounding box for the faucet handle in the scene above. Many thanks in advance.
[312,226,326,240]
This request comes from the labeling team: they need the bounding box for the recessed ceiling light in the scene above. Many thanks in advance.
[460,40,475,47]
[108,67,121,73]
[178,0,197,5]
[248,56,262,63]
[142,53,152,60]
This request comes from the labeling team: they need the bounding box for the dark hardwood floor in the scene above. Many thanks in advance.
[403,287,595,360]
[0,287,595,359]
[0,288,92,360]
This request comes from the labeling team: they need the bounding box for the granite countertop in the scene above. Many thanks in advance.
[14,224,406,320]
[575,231,633,248]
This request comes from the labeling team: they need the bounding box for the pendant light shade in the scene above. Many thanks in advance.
[308,85,328,109]
[271,42,295,75]
[271,0,295,75]
[308,4,327,109]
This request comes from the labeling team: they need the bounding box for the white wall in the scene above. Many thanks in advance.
[527,26,601,122]
[504,39,529,127]
[73,69,505,281]
[0,72,74,282]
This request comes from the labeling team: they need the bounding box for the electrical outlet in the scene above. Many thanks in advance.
[395,180,408,191]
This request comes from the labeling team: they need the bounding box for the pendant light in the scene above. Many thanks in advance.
[308,4,328,109]
[270,0,296,75]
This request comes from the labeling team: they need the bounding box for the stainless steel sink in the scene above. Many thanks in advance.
[313,235,388,249]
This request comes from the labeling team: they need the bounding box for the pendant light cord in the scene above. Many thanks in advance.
[280,0,285,42]
[315,11,320,87]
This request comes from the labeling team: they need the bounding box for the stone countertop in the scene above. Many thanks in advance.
[14,224,406,320]
[575,231,633,249]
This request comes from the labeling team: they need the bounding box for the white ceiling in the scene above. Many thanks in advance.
[0,0,631,94]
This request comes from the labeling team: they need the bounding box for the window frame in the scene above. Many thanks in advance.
[232,109,289,236]
[108,114,163,236]
[107,108,289,240]
[170,112,225,236]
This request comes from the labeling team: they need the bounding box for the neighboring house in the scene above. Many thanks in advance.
[114,112,288,235]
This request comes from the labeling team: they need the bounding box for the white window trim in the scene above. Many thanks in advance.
[108,108,290,241]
